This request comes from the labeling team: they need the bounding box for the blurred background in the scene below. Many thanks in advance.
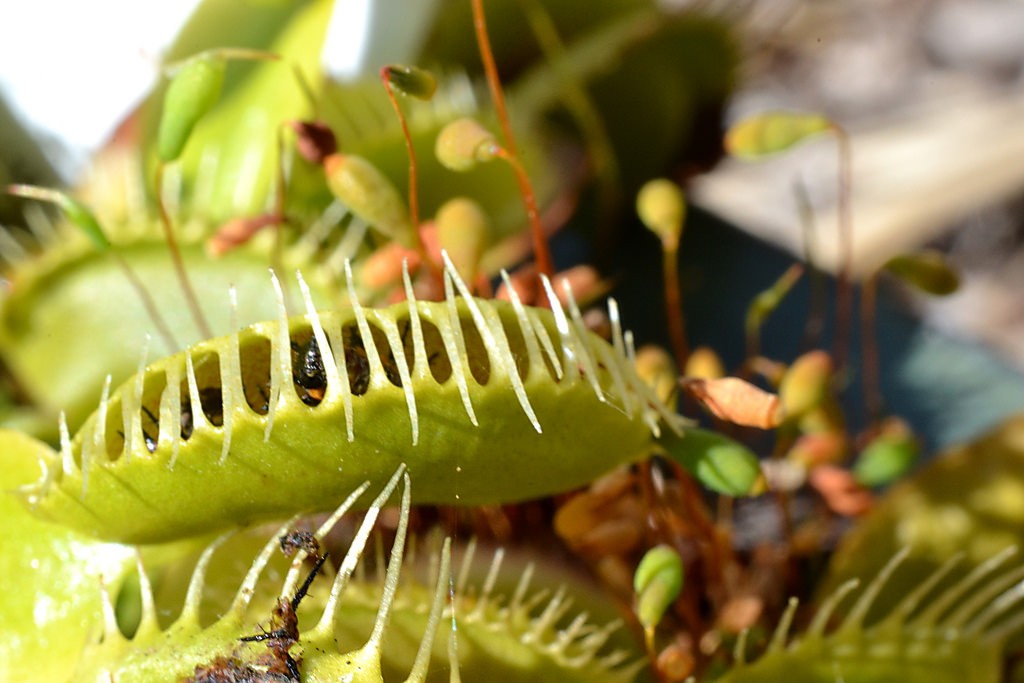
[4,0,1024,451]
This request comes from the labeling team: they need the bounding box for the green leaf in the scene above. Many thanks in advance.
[853,418,919,487]
[884,250,961,296]
[657,428,762,496]
[726,111,833,159]
[0,430,135,682]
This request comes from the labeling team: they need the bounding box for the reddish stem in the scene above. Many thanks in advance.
[380,67,421,237]
[860,274,883,423]
[471,0,554,279]
[492,147,555,280]
[380,67,442,288]
[662,244,689,368]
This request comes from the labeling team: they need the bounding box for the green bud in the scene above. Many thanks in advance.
[634,545,684,630]
[157,54,227,162]
[435,118,498,172]
[384,64,438,100]
[884,250,960,296]
[657,429,763,496]
[636,179,685,249]
[726,111,832,160]
[323,153,413,247]
[778,350,833,422]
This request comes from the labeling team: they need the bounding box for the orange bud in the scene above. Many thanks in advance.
[206,213,279,256]
[681,377,783,429]
[657,644,696,682]
[496,263,540,305]
[809,465,873,517]
[551,264,607,307]
[360,242,420,290]
[787,431,848,468]
[436,197,489,285]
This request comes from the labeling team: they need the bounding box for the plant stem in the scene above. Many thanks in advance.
[155,163,213,339]
[381,69,421,240]
[832,126,853,369]
[662,244,689,368]
[471,0,554,279]
[793,179,826,350]
[860,274,883,423]
[112,253,179,353]
[380,68,443,288]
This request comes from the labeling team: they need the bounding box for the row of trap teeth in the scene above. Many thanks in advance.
[90,467,636,681]
[731,545,1024,676]
[56,254,680,491]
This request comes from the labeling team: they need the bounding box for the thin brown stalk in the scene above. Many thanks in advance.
[471,0,554,278]
[662,244,689,368]
[379,68,443,288]
[112,253,179,353]
[860,274,883,423]
[155,163,213,339]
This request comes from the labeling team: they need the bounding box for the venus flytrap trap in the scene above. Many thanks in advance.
[14,255,695,544]
[59,467,643,683]
[8,2,1024,681]
[717,547,1024,683]
[0,430,138,683]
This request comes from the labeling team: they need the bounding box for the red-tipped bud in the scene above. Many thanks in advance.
[289,120,337,164]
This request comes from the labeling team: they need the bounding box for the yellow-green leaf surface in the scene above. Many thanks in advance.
[143,0,334,220]
[0,429,135,683]
[885,250,961,296]
[657,428,762,496]
[24,289,675,543]
[0,242,330,432]
[821,414,1024,623]
[725,112,832,160]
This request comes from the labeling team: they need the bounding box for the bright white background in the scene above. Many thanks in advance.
[0,0,390,179]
